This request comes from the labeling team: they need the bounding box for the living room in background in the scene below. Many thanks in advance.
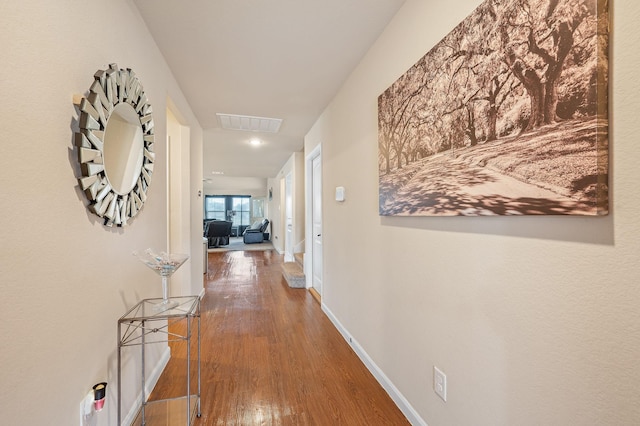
[204,195,252,235]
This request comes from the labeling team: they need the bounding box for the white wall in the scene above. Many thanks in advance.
[203,176,268,198]
[0,0,202,424]
[267,176,283,252]
[167,106,202,297]
[293,152,306,253]
[270,152,305,255]
[308,0,640,425]
[167,97,205,297]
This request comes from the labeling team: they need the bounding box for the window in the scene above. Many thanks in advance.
[204,195,252,233]
[231,197,250,228]
[205,196,226,220]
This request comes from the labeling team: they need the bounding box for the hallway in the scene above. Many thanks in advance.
[151,249,409,425]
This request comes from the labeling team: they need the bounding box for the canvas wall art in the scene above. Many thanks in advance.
[378,0,609,216]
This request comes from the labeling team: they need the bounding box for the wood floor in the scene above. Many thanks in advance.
[150,249,409,425]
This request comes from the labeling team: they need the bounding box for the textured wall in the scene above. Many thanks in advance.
[310,0,640,424]
[0,0,202,424]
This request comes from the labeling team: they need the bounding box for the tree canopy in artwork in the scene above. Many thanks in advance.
[378,0,607,175]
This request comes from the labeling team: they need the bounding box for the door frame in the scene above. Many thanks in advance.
[304,144,322,291]
[166,106,191,296]
[283,172,294,262]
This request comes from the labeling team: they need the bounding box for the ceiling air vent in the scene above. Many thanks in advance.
[216,113,282,133]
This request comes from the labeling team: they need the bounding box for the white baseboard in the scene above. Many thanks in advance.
[321,304,428,426]
[122,346,171,426]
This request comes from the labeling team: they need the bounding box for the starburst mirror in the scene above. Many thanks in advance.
[75,64,155,227]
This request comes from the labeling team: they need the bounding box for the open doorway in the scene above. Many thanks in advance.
[167,106,191,296]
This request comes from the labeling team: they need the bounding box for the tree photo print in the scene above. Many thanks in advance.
[378,0,609,216]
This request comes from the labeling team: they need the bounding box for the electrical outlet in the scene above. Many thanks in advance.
[433,366,447,402]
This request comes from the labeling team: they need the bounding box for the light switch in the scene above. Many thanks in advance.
[335,186,345,202]
[434,366,447,402]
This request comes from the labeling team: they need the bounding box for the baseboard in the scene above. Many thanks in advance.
[122,346,171,426]
[321,304,428,426]
[308,287,321,304]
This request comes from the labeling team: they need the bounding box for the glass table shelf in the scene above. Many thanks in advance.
[118,296,201,425]
[131,396,199,426]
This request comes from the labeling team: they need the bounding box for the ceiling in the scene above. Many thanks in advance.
[133,0,406,185]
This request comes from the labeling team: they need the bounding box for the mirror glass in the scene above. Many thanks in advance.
[103,103,144,195]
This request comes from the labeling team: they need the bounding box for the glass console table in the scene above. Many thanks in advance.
[118,296,201,425]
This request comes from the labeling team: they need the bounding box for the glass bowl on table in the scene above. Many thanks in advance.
[133,249,189,312]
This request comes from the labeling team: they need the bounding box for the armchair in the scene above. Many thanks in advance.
[205,220,233,248]
[243,219,269,244]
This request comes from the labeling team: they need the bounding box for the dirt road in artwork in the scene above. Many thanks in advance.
[379,118,607,216]
[381,152,593,216]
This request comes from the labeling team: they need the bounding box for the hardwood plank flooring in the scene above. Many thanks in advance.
[150,250,409,425]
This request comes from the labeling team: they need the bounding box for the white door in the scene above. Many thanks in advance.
[284,172,294,262]
[311,154,323,294]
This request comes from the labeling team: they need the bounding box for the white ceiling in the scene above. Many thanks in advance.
[133,0,406,183]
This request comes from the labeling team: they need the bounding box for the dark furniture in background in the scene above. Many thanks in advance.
[205,220,233,248]
[243,219,270,244]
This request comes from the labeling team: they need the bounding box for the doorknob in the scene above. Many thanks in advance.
[317,234,321,237]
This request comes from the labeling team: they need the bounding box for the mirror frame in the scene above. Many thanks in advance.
[75,64,155,227]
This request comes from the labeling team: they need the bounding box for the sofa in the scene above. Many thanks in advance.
[204,220,233,248]
[243,219,269,244]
